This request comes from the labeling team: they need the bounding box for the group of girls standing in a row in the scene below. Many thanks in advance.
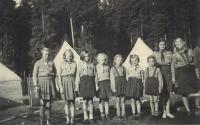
[33,37,200,125]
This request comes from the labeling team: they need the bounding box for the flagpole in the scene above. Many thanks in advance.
[41,0,45,34]
[70,15,75,48]
[140,10,143,40]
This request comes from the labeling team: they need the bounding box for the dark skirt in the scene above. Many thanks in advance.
[145,77,159,96]
[98,80,111,99]
[61,76,75,101]
[160,65,172,92]
[80,76,96,98]
[125,77,143,98]
[115,76,126,96]
[160,65,172,105]
[38,76,55,100]
[175,65,198,95]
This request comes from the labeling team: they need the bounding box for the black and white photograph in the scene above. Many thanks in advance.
[0,0,200,125]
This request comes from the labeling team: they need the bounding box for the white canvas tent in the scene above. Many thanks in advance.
[123,37,153,69]
[0,62,22,104]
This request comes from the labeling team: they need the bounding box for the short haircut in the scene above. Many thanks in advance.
[129,54,140,64]
[147,55,156,62]
[63,49,74,60]
[96,53,108,64]
[113,54,123,66]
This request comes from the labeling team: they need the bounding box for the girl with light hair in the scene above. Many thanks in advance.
[171,38,198,116]
[58,49,77,124]
[110,54,127,120]
[95,53,111,120]
[125,54,144,119]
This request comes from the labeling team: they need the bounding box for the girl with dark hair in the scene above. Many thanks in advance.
[75,51,96,123]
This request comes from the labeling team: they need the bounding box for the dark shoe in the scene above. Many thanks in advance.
[89,119,95,124]
[132,114,137,120]
[113,116,121,121]
[46,120,51,125]
[105,115,111,121]
[83,119,90,124]
[40,120,44,125]
[101,116,106,121]
[65,121,70,125]
[70,119,74,125]
[120,116,126,120]
[136,113,141,119]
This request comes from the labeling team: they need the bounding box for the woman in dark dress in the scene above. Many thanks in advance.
[171,38,198,116]
[153,40,174,118]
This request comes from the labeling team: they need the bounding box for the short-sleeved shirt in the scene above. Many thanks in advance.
[60,61,77,76]
[110,66,125,77]
[171,49,194,73]
[153,51,172,65]
[126,65,143,79]
[96,64,110,82]
[78,62,96,77]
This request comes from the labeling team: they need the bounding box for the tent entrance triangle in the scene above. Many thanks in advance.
[53,41,81,73]
[123,37,153,69]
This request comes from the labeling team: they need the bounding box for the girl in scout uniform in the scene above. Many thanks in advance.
[110,54,126,120]
[194,40,200,110]
[57,49,77,125]
[125,54,144,119]
[75,51,96,123]
[153,40,174,119]
[144,55,163,119]
[95,53,111,120]
[171,38,198,116]
[33,47,56,125]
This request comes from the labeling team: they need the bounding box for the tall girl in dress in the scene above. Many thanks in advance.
[171,38,198,115]
[96,53,111,120]
[75,51,96,123]
[144,55,163,118]
[110,54,126,119]
[33,47,56,125]
[58,49,77,125]
[125,54,144,119]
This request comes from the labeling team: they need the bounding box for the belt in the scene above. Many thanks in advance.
[160,64,170,66]
[38,75,51,77]
[62,74,75,77]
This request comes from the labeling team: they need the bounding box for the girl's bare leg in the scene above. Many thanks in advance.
[116,97,120,117]
[121,97,125,117]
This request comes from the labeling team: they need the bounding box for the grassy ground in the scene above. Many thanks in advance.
[0,99,200,125]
